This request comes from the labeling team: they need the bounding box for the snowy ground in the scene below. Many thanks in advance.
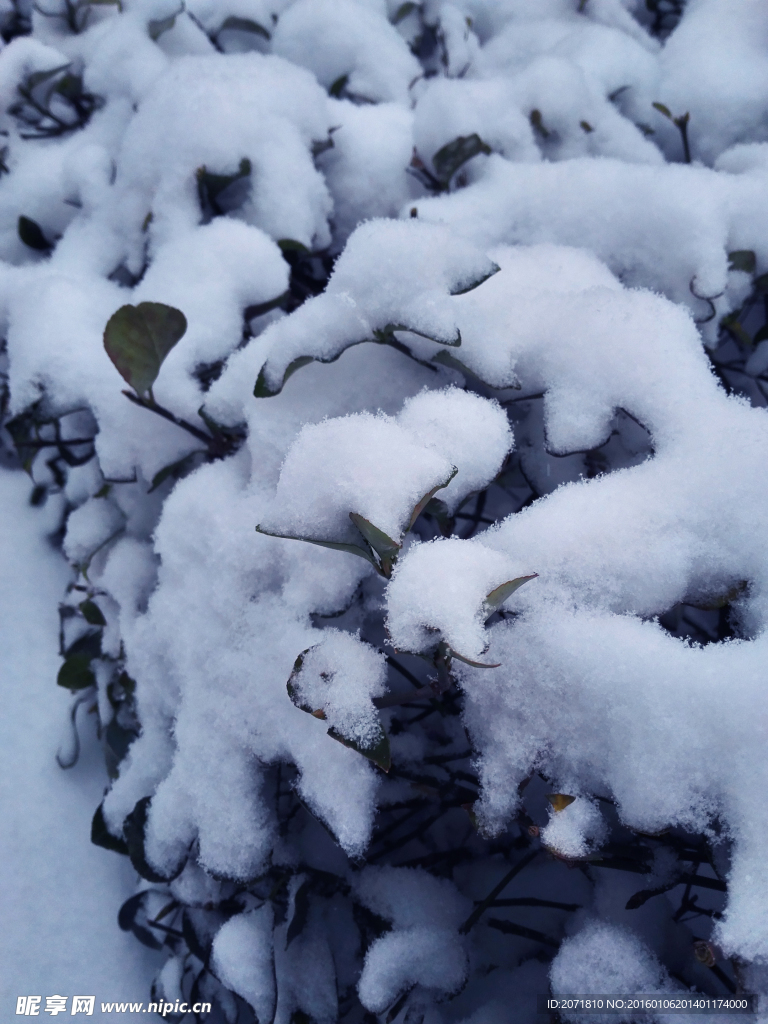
[0,466,159,1021]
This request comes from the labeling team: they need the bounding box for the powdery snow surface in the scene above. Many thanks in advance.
[0,468,158,1021]
[4,0,768,1018]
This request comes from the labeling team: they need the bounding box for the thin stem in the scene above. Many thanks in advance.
[122,391,214,447]
[460,849,539,933]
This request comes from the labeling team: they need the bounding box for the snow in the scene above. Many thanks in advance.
[5,0,768,1014]
[0,467,157,1021]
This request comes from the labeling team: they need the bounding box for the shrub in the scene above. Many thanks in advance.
[4,0,768,1021]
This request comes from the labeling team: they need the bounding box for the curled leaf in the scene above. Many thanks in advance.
[432,133,491,186]
[256,523,379,570]
[482,574,538,620]
[349,513,401,577]
[408,468,458,531]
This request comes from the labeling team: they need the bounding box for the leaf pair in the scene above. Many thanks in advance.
[103,302,187,397]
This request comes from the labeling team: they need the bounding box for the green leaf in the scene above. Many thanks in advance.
[103,301,187,396]
[18,215,52,252]
[148,11,177,39]
[91,802,129,856]
[79,599,106,626]
[58,631,101,690]
[407,468,458,531]
[422,496,454,536]
[148,450,205,493]
[278,238,310,254]
[432,348,506,387]
[529,109,550,139]
[196,158,251,219]
[450,263,500,296]
[754,273,768,295]
[286,647,326,715]
[349,513,401,573]
[447,647,501,669]
[329,74,349,98]
[218,14,270,38]
[432,133,491,186]
[728,250,756,274]
[254,320,459,398]
[328,723,391,772]
[482,574,538,620]
[393,1,417,23]
[580,120,594,133]
[652,101,672,119]
[26,63,70,91]
[256,524,380,570]
[123,796,186,883]
[105,717,138,780]
[254,356,313,397]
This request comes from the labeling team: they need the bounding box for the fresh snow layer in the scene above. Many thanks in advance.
[0,468,158,1020]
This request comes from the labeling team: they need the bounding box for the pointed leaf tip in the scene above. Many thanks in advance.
[483,574,538,620]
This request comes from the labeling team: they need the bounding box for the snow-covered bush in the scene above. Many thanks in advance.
[4,0,768,1019]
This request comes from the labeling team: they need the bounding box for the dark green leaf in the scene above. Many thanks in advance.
[432,133,491,185]
[57,653,96,691]
[18,215,52,252]
[652,101,672,119]
[218,15,270,38]
[728,250,756,274]
[79,599,106,626]
[55,73,84,100]
[286,647,325,715]
[256,524,380,570]
[580,120,594,133]
[349,513,401,566]
[482,574,538,620]
[91,802,129,856]
[451,263,500,295]
[26,63,70,91]
[278,238,310,254]
[149,450,205,493]
[329,74,349,98]
[754,273,768,295]
[254,356,313,397]
[407,468,458,531]
[66,630,102,659]
[123,796,186,883]
[244,292,290,321]
[529,109,550,139]
[393,1,417,23]
[103,301,187,396]
[328,722,391,772]
[286,879,311,947]
[431,348,497,385]
[148,12,177,39]
[196,158,251,219]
